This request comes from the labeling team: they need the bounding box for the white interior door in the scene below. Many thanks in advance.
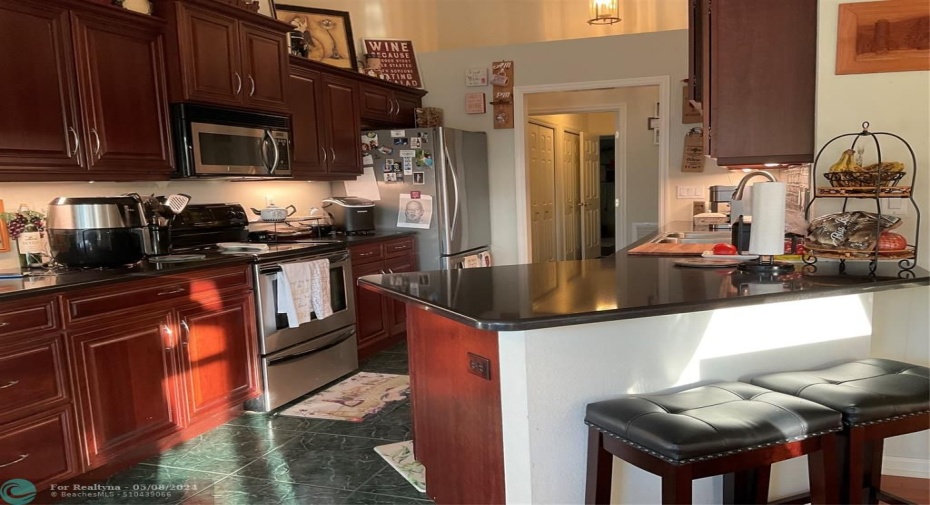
[581,134,601,259]
[560,131,581,261]
[527,123,557,263]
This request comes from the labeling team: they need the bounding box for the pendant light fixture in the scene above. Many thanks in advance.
[588,0,620,25]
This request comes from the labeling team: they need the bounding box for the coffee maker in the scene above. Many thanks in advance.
[709,185,737,217]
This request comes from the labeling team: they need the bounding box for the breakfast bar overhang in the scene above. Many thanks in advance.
[360,250,929,504]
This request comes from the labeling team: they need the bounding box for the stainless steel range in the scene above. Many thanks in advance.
[172,204,357,412]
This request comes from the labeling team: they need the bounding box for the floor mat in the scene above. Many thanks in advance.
[374,440,426,493]
[278,372,409,422]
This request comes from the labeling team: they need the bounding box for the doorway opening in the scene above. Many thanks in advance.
[516,76,669,264]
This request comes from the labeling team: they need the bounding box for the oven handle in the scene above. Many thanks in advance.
[267,327,356,366]
[259,251,350,275]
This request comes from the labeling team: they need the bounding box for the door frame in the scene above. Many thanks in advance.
[528,105,627,258]
[514,76,670,264]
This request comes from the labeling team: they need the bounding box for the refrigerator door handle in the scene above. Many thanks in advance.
[443,144,461,241]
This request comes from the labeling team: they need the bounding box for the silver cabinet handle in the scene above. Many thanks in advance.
[330,147,336,164]
[388,268,395,273]
[180,320,190,346]
[162,324,173,350]
[156,287,185,296]
[0,454,29,469]
[68,126,80,161]
[379,269,386,274]
[0,321,9,327]
[394,100,401,116]
[388,100,395,115]
[321,147,327,164]
[0,380,19,389]
[234,72,242,95]
[248,75,256,97]
[91,128,101,158]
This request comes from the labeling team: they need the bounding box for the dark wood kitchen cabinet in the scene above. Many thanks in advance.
[350,236,418,360]
[68,313,183,469]
[692,0,817,165]
[154,0,290,114]
[176,293,259,424]
[359,82,423,128]
[0,0,173,181]
[0,299,79,490]
[289,58,363,180]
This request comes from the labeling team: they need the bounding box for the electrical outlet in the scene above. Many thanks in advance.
[467,353,491,380]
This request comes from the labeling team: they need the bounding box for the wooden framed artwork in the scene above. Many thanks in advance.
[255,0,276,18]
[836,0,930,75]
[0,200,9,253]
[275,5,357,71]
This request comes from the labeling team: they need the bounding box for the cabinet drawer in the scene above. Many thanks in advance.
[384,237,416,258]
[0,297,58,341]
[0,407,78,490]
[350,243,384,265]
[65,265,252,324]
[0,335,69,424]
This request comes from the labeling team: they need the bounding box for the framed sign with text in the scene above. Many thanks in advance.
[363,39,423,89]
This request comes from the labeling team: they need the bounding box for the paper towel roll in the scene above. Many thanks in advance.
[748,182,787,255]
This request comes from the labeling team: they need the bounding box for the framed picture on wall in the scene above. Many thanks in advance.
[0,200,10,253]
[275,5,357,71]
[255,0,276,18]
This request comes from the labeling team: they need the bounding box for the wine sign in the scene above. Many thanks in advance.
[363,39,423,89]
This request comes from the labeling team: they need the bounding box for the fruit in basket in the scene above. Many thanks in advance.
[877,232,907,251]
[862,161,905,173]
[828,149,857,172]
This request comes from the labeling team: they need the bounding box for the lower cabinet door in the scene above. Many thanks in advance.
[352,260,390,351]
[0,407,79,491]
[384,254,416,336]
[68,314,181,469]
[177,293,259,422]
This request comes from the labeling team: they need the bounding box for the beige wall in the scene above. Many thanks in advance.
[281,0,686,53]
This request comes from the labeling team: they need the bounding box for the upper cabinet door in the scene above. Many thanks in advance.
[0,1,83,172]
[239,22,288,112]
[178,4,242,107]
[358,83,394,123]
[289,67,326,178]
[394,91,421,127]
[703,0,817,165]
[321,74,362,176]
[71,11,173,178]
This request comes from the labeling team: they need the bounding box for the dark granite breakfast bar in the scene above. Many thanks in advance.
[358,229,929,504]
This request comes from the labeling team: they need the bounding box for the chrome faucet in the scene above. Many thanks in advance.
[731,170,777,201]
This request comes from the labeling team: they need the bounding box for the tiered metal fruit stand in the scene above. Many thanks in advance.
[803,122,920,275]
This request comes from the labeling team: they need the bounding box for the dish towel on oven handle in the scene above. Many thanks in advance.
[276,259,333,328]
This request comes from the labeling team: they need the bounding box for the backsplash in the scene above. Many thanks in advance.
[0,179,333,269]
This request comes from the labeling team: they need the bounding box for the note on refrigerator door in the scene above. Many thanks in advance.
[397,194,432,229]
[462,254,481,268]
[343,167,381,201]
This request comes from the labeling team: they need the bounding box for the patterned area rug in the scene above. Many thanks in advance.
[279,372,409,422]
[374,441,426,493]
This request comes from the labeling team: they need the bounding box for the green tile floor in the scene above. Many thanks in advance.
[57,342,433,505]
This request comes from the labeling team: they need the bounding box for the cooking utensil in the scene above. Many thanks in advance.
[164,193,192,215]
[250,203,297,222]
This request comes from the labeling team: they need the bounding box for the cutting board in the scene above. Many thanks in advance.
[627,243,712,256]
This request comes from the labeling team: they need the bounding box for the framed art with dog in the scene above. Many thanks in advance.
[275,5,357,71]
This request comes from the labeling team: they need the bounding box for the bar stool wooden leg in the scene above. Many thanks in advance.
[866,439,884,504]
[585,426,613,504]
[848,426,868,504]
[660,466,693,505]
[723,467,770,504]
[809,432,840,505]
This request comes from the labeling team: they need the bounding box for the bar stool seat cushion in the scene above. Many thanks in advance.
[584,381,842,464]
[751,358,930,426]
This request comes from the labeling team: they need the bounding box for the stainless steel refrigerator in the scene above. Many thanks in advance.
[350,127,491,270]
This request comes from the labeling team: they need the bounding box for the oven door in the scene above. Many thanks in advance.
[190,122,291,176]
[255,250,356,355]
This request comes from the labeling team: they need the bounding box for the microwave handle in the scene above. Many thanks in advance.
[262,129,281,174]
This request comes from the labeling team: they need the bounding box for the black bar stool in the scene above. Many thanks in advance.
[584,381,842,504]
[751,358,930,504]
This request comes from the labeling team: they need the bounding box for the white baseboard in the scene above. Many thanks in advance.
[884,457,930,479]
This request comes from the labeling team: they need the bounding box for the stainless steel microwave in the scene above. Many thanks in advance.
[171,104,292,178]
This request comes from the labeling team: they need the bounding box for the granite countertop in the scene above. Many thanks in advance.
[358,224,929,331]
[0,231,415,302]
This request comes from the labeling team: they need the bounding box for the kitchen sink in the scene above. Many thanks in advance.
[649,231,731,245]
